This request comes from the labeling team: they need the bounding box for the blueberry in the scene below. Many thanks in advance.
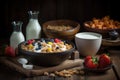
[38,42,41,46]
[35,46,41,50]
[45,39,51,43]
[50,39,54,42]
[109,30,119,40]
[35,48,40,50]
[38,45,42,49]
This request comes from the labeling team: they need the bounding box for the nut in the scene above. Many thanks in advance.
[44,72,49,76]
[49,73,55,77]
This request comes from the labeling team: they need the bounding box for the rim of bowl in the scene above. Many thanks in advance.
[75,32,102,40]
[43,19,80,33]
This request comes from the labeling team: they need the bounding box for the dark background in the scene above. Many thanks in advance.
[0,0,120,42]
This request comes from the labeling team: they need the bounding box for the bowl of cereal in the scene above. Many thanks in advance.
[18,38,75,66]
[84,16,120,38]
[43,20,80,40]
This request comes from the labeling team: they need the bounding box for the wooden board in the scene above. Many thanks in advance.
[0,57,83,77]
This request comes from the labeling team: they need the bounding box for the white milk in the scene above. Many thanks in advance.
[10,21,25,50]
[26,19,41,40]
[26,11,41,40]
[10,32,25,50]
[75,32,102,56]
[75,33,100,39]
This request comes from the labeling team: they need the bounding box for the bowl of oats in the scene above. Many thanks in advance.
[18,38,75,66]
[43,20,80,40]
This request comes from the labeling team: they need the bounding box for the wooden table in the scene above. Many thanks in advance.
[0,44,120,80]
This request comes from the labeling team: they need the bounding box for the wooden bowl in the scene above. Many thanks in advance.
[84,21,120,38]
[18,38,75,67]
[43,20,80,40]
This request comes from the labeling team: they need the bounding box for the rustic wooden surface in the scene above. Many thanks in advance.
[0,47,120,80]
[109,50,120,80]
[1,30,119,80]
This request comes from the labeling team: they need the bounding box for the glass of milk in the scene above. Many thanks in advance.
[75,32,102,56]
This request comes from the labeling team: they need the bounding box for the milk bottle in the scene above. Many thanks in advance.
[26,11,41,40]
[10,21,25,50]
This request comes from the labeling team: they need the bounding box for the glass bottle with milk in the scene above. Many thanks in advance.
[10,21,25,50]
[26,11,41,40]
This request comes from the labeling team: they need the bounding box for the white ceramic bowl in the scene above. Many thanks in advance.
[75,32,102,56]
